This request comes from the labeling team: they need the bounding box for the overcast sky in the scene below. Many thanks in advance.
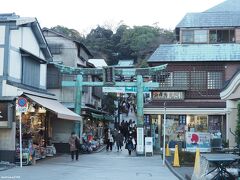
[1,0,224,34]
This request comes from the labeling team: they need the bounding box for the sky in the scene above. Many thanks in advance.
[1,0,225,35]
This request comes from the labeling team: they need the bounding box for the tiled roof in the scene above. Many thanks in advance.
[0,13,18,21]
[148,44,240,62]
[176,12,240,28]
[205,0,240,12]
[88,59,108,67]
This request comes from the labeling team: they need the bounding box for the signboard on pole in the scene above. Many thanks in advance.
[102,87,125,93]
[16,97,28,168]
[16,97,28,113]
[102,87,149,93]
[186,132,211,152]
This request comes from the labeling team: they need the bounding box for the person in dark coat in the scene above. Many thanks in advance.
[115,130,124,152]
[125,136,134,155]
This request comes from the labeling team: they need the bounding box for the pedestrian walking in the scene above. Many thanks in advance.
[115,130,124,152]
[106,129,114,151]
[68,132,80,161]
[125,136,134,155]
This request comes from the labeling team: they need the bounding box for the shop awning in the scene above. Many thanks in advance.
[25,94,81,121]
[103,115,114,122]
[91,113,103,120]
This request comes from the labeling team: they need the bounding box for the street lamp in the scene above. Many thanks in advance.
[163,102,166,166]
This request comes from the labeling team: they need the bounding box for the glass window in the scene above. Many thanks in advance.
[187,115,208,132]
[207,72,222,89]
[190,71,206,90]
[174,71,188,88]
[194,30,208,43]
[209,29,235,43]
[182,30,194,43]
[209,30,217,43]
[0,102,8,122]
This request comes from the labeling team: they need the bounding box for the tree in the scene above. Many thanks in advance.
[102,93,117,115]
[50,25,83,41]
[235,102,240,146]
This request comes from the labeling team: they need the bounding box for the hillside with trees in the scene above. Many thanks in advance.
[50,25,175,67]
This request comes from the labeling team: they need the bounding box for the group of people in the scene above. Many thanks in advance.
[106,119,137,155]
[120,98,136,116]
[68,118,138,161]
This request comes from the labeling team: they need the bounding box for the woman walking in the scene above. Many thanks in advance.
[68,132,80,161]
[125,136,134,155]
[115,130,124,152]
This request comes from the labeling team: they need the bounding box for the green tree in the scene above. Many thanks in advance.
[235,102,240,145]
[50,25,83,41]
[102,93,117,115]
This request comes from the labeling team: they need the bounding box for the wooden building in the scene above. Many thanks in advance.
[145,0,240,149]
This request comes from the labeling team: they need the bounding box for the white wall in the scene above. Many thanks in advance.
[0,26,5,44]
[2,80,19,96]
[40,64,47,88]
[9,50,21,80]
[22,27,41,58]
[10,29,22,48]
[0,48,4,75]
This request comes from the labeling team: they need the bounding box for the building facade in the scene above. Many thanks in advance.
[43,29,108,150]
[0,14,80,162]
[145,0,240,150]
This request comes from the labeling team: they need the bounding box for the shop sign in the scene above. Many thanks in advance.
[16,97,28,113]
[145,137,153,156]
[186,132,211,152]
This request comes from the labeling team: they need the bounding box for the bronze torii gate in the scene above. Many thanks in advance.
[54,63,167,154]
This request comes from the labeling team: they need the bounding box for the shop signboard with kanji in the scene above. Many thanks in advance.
[186,132,211,152]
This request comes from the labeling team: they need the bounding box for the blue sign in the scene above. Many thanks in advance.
[18,97,27,107]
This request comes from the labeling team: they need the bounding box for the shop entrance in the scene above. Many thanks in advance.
[53,63,167,154]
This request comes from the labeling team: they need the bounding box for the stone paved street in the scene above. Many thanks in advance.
[0,149,177,180]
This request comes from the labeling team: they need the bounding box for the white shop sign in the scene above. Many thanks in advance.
[145,137,153,156]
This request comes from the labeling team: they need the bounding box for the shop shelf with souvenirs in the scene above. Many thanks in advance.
[15,103,56,165]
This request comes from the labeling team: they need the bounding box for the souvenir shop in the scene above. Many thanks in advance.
[145,114,226,152]
[15,94,81,165]
[15,98,55,165]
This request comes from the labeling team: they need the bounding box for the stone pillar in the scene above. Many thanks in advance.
[226,100,238,147]
[137,75,143,127]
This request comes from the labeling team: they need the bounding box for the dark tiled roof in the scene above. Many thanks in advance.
[148,44,240,62]
[144,100,226,108]
[0,13,18,21]
[176,12,240,28]
[205,0,240,12]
